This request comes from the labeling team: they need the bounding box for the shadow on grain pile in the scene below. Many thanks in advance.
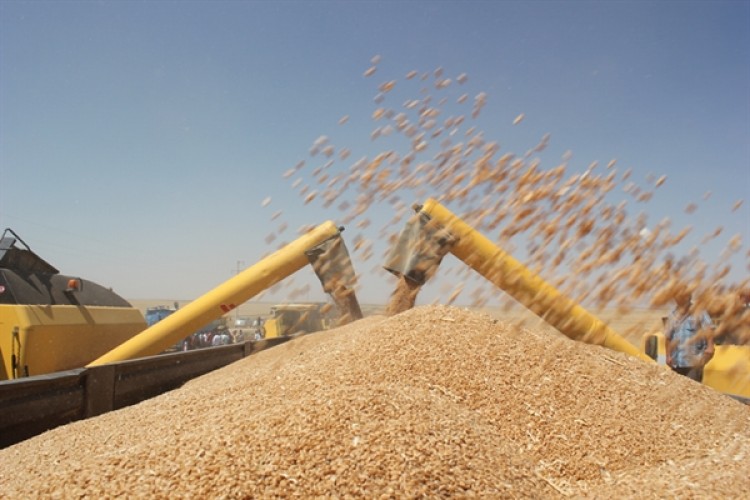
[1,305,749,498]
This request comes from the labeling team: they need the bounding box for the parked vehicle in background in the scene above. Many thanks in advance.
[258,303,330,339]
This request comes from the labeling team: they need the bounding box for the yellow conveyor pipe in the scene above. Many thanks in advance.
[420,198,653,362]
[89,221,342,366]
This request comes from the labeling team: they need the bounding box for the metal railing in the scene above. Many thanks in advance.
[0,337,291,449]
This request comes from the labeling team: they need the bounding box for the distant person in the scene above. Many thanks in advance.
[211,327,232,346]
[187,333,199,350]
[200,331,212,348]
[252,316,265,341]
[221,328,233,345]
[665,289,715,382]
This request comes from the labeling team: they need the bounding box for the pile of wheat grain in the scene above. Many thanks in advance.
[1,305,748,498]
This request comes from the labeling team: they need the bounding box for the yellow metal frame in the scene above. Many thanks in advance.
[89,221,342,366]
[0,305,146,380]
[420,198,653,362]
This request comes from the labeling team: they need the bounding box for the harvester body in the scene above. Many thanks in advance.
[0,229,146,380]
[262,303,327,339]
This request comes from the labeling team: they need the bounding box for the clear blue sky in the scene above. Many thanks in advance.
[1,0,748,306]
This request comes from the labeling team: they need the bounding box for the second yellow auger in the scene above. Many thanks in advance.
[384,198,653,363]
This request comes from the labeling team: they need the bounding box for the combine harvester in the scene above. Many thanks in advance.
[260,303,332,339]
[383,198,749,403]
[0,223,362,447]
[0,229,148,380]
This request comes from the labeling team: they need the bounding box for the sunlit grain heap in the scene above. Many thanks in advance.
[1,306,748,498]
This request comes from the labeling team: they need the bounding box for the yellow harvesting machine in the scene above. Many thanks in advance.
[0,229,146,380]
[260,303,328,339]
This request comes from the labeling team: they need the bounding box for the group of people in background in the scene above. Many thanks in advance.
[172,316,269,352]
[178,326,234,351]
[210,327,233,346]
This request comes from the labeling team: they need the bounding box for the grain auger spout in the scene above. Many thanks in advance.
[384,198,653,363]
[90,221,362,366]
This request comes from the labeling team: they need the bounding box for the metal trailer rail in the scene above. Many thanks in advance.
[0,337,291,449]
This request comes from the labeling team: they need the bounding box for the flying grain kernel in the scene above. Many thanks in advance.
[513,113,525,125]
[726,234,742,253]
[379,80,396,93]
[356,218,371,229]
[338,115,349,125]
[701,225,724,244]
[732,200,743,212]
[261,197,271,207]
[436,78,451,89]
[363,66,376,77]
[446,285,464,305]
